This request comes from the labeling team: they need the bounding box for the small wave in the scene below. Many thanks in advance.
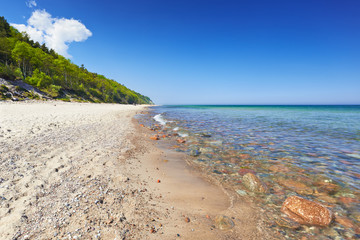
[153,114,167,125]
[173,127,179,131]
[178,132,188,137]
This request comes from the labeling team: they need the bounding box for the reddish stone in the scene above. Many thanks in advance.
[281,196,334,227]
[338,197,358,205]
[176,138,186,143]
[335,216,356,228]
[239,154,250,159]
[150,135,160,140]
[269,164,290,173]
[315,182,340,195]
[238,168,255,176]
[277,178,313,195]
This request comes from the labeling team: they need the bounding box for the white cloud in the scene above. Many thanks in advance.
[26,0,37,8]
[11,9,92,58]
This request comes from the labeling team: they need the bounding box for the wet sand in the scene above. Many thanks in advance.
[0,101,278,239]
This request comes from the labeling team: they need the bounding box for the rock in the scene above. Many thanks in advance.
[316,194,337,204]
[150,135,160,140]
[184,217,190,223]
[314,181,340,195]
[275,217,301,229]
[238,168,255,176]
[200,132,212,138]
[189,149,201,157]
[338,197,358,205]
[242,173,268,193]
[236,189,247,196]
[335,215,356,228]
[277,178,313,195]
[214,215,234,230]
[269,164,290,173]
[177,138,186,143]
[281,195,334,226]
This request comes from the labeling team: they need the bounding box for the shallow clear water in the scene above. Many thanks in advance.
[143,105,360,238]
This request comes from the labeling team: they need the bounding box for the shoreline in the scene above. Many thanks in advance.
[0,101,278,239]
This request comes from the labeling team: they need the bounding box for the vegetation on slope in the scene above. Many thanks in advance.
[0,16,153,104]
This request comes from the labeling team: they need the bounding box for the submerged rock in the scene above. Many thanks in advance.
[214,215,235,230]
[189,148,201,157]
[242,173,268,193]
[275,217,301,229]
[277,178,313,195]
[281,195,334,226]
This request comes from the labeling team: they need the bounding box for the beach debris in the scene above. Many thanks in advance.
[214,215,235,230]
[281,195,334,226]
[242,173,268,193]
[157,179,161,183]
[185,217,190,223]
[150,227,156,233]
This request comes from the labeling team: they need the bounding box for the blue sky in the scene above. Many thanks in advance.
[2,0,360,104]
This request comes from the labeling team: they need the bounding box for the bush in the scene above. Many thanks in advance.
[0,84,9,92]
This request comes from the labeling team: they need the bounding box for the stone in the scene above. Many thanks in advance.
[150,135,160,140]
[236,189,247,196]
[189,149,201,157]
[184,217,190,223]
[242,173,268,193]
[335,216,356,228]
[275,217,301,229]
[238,168,255,176]
[214,215,234,230]
[314,181,340,195]
[177,138,186,143]
[281,195,334,226]
[199,132,212,138]
[277,178,313,195]
[269,164,290,173]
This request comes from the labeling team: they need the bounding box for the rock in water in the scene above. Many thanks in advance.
[281,195,334,226]
[214,215,235,230]
[242,173,268,193]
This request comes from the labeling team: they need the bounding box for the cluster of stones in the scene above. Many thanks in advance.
[140,116,360,239]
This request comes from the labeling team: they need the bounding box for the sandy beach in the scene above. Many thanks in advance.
[0,101,278,239]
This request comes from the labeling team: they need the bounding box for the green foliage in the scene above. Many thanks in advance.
[0,16,153,104]
[0,84,9,92]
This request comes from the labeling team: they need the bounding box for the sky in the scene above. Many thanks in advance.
[1,0,360,105]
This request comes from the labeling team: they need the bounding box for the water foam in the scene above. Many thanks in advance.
[153,114,167,125]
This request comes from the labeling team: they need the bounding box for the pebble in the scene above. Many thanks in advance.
[242,173,268,193]
[214,215,235,230]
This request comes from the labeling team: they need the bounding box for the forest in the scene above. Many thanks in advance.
[0,16,153,104]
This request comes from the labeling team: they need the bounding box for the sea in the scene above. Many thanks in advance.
[139,105,360,239]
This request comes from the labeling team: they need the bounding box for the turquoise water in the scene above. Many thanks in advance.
[144,105,360,238]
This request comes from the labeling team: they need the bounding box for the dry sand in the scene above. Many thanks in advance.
[0,101,279,239]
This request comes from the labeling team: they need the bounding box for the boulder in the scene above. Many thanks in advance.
[281,196,334,226]
[242,173,268,193]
